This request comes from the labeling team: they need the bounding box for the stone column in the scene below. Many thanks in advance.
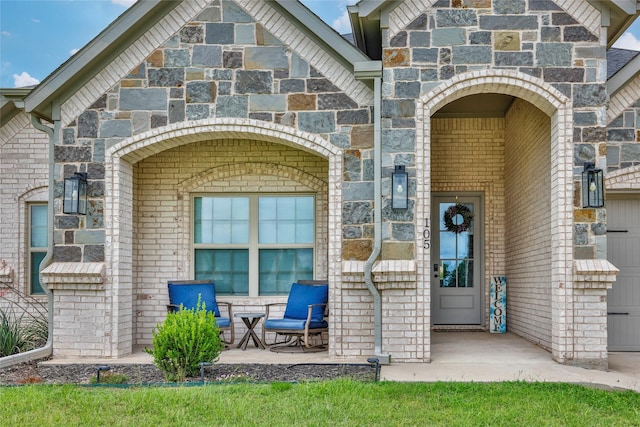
[40,262,107,358]
[571,259,619,370]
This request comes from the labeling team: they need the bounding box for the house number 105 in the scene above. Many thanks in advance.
[423,219,430,249]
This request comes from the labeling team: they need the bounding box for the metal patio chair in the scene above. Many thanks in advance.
[262,280,328,352]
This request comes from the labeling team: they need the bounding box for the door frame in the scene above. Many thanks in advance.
[430,191,485,326]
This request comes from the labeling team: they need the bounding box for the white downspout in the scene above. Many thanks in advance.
[0,113,56,368]
[355,62,390,363]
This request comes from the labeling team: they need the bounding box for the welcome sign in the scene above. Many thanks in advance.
[490,276,507,333]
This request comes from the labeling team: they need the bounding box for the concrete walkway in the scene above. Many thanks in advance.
[41,332,640,392]
[381,332,640,392]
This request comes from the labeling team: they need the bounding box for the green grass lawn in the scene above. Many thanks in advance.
[1,380,638,426]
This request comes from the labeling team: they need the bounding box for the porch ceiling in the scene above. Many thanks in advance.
[432,94,515,118]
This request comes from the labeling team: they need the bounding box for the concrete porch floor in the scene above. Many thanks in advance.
[41,332,640,392]
[382,332,640,392]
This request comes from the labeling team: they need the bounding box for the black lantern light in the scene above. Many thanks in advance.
[581,162,604,208]
[391,165,408,209]
[63,172,88,215]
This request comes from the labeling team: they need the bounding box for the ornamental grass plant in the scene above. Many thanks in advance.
[0,279,48,357]
[146,299,223,382]
[0,308,28,357]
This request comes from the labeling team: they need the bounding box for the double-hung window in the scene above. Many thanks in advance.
[193,195,314,296]
[29,204,48,295]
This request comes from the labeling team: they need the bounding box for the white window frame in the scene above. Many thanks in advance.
[28,203,48,295]
[192,193,316,296]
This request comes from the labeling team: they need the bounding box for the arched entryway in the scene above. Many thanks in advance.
[103,118,343,357]
[416,70,574,364]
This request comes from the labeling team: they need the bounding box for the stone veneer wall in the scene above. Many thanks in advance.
[55,0,372,266]
[431,117,506,324]
[605,105,640,173]
[132,139,328,345]
[604,74,640,242]
[504,99,553,350]
[383,0,606,263]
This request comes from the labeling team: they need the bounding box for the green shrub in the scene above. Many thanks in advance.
[146,299,223,382]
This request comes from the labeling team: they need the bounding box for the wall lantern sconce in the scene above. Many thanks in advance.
[581,162,604,208]
[63,172,88,215]
[391,165,408,210]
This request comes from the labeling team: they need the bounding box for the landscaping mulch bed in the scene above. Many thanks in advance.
[0,359,376,385]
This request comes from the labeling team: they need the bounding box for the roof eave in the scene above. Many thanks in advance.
[0,88,32,126]
[588,0,640,47]
[608,51,640,94]
[271,0,372,67]
[348,5,367,55]
[346,1,385,60]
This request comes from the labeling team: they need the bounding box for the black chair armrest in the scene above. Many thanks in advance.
[167,303,180,313]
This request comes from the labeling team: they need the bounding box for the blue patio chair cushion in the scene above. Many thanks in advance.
[167,282,221,317]
[216,317,231,328]
[264,318,328,331]
[283,283,328,322]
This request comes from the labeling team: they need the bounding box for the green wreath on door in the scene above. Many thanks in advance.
[443,204,473,234]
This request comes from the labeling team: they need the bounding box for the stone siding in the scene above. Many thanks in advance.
[55,0,371,265]
[605,104,640,172]
[384,0,606,260]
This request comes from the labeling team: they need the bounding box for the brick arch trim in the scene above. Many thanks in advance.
[178,162,327,194]
[106,118,341,162]
[419,69,569,116]
[606,165,640,190]
[415,68,574,363]
[16,185,48,294]
[104,117,343,357]
[16,185,48,203]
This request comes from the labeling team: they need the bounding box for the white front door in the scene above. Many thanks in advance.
[607,197,640,351]
[431,195,482,325]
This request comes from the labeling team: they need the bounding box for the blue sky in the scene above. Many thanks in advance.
[1,0,639,88]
